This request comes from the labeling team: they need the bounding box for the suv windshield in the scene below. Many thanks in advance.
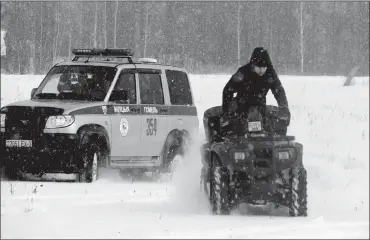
[33,65,117,101]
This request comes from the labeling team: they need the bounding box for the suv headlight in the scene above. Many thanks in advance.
[45,115,75,129]
[0,113,5,128]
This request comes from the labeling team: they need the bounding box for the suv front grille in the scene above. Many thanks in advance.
[5,106,64,137]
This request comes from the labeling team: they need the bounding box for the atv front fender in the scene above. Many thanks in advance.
[293,142,303,166]
[208,142,232,166]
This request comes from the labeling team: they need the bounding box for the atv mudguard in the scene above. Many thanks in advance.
[203,106,223,143]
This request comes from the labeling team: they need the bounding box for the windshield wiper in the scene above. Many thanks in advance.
[57,91,85,100]
[34,93,58,99]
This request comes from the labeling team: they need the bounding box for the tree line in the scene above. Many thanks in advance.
[1,1,369,76]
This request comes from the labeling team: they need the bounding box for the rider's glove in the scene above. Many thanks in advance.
[278,106,291,126]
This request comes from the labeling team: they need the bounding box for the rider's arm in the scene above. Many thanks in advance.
[222,71,243,113]
[268,69,289,109]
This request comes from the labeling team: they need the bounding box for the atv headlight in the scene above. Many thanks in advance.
[234,152,246,160]
[248,121,262,132]
[0,113,5,128]
[45,115,75,129]
[278,152,289,160]
[276,148,295,160]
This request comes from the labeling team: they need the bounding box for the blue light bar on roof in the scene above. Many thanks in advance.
[72,48,134,57]
[105,48,134,56]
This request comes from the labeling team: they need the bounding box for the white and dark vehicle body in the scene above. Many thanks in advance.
[0,48,199,182]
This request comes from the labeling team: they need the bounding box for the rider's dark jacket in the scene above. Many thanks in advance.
[222,47,289,114]
[222,63,289,113]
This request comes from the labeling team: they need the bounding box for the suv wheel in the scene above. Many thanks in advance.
[210,155,230,215]
[160,154,185,182]
[162,132,189,173]
[78,144,100,183]
[162,143,182,174]
[288,166,308,216]
[169,154,184,173]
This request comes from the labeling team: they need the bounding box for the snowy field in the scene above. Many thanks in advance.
[1,74,369,238]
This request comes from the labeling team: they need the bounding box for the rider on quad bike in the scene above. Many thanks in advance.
[222,47,290,124]
[201,48,308,217]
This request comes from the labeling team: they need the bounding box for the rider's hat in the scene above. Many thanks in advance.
[250,47,272,67]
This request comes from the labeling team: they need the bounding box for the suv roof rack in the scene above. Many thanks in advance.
[72,48,135,63]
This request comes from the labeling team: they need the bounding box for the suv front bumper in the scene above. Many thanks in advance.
[0,133,82,174]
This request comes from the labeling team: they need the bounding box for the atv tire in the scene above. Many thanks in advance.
[288,166,308,216]
[210,155,230,215]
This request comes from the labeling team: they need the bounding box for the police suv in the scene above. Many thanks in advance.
[0,48,199,182]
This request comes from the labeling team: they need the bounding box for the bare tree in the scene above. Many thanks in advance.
[16,41,20,73]
[143,2,149,57]
[1,1,368,76]
[93,2,98,48]
[39,2,43,69]
[237,1,241,67]
[104,1,107,48]
[299,1,304,74]
[53,2,60,62]
[113,1,118,48]
[292,2,309,74]
[293,2,320,74]
[68,33,72,59]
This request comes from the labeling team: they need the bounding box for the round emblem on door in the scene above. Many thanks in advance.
[119,117,129,137]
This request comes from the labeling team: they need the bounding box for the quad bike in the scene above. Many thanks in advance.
[200,104,307,217]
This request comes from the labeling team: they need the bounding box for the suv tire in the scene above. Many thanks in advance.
[78,144,101,183]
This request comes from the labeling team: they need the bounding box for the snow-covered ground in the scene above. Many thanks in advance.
[1,74,369,238]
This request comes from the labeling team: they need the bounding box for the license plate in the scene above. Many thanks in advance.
[248,121,262,132]
[5,140,33,147]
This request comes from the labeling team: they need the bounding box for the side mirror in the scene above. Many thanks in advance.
[109,89,129,103]
[31,88,37,99]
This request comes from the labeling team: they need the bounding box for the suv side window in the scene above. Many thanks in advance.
[139,73,164,105]
[165,70,193,105]
[113,72,136,104]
